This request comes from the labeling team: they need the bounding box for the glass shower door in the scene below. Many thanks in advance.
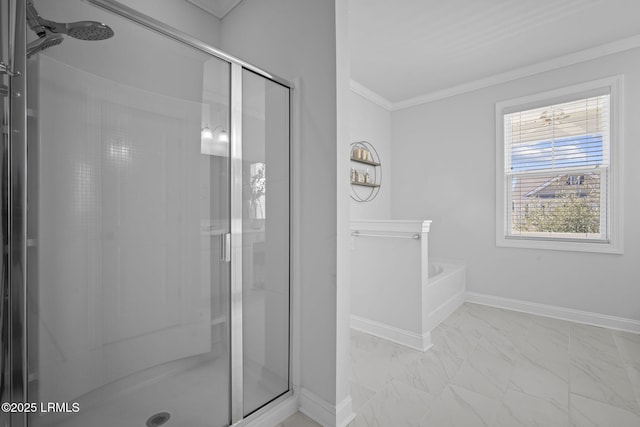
[25,1,231,426]
[3,1,293,426]
[241,69,290,416]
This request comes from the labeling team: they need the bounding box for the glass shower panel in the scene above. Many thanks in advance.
[241,69,290,416]
[25,1,231,426]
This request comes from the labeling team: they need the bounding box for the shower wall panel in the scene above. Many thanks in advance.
[34,55,211,403]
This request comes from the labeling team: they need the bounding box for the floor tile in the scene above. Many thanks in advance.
[526,315,571,342]
[425,344,464,380]
[351,329,421,366]
[419,384,501,427]
[451,337,514,400]
[395,349,450,397]
[494,388,569,427]
[570,393,640,427]
[625,364,640,409]
[481,323,520,361]
[569,325,640,417]
[570,324,620,365]
[464,302,504,323]
[443,303,490,341]
[350,330,422,392]
[350,379,434,427]
[613,330,640,368]
[431,321,477,363]
[570,355,640,416]
[278,412,322,427]
[348,304,640,427]
[614,330,640,407]
[517,327,569,382]
[482,308,532,349]
[350,380,375,413]
[508,351,569,411]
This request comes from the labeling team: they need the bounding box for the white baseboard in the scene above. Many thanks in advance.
[466,292,640,334]
[335,394,357,427]
[299,387,355,427]
[425,290,465,332]
[350,315,432,352]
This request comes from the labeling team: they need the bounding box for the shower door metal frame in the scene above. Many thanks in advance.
[1,0,295,426]
[2,0,28,426]
[229,62,244,424]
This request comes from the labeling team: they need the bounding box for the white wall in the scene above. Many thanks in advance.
[391,48,640,322]
[122,0,221,46]
[350,91,392,219]
[335,1,354,425]
[221,0,346,424]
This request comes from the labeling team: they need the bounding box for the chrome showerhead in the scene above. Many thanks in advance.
[64,21,114,41]
[27,33,64,58]
[25,0,114,52]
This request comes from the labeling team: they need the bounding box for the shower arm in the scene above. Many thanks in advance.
[26,1,67,37]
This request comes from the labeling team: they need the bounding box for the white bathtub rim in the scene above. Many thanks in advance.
[427,258,466,287]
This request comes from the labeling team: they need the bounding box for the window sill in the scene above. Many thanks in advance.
[496,235,623,254]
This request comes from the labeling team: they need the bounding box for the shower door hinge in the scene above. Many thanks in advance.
[0,61,20,77]
[221,233,231,263]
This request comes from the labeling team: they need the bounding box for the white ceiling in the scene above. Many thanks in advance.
[349,0,640,105]
[185,0,243,19]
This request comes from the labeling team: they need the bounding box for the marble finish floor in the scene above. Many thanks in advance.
[278,411,323,427]
[346,303,640,427]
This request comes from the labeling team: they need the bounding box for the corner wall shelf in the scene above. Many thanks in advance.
[350,157,380,167]
[351,182,380,188]
[350,141,382,202]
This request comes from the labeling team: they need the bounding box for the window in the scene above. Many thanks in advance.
[496,77,623,253]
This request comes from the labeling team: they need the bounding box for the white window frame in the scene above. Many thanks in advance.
[495,76,624,254]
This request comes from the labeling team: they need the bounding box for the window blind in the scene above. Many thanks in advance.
[504,94,610,240]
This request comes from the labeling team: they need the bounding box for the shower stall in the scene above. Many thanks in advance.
[1,0,292,426]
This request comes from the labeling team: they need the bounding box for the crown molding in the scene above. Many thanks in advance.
[349,79,393,111]
[350,34,640,112]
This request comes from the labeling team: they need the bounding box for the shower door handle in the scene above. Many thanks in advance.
[221,233,231,263]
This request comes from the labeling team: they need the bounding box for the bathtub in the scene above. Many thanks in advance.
[350,220,466,351]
